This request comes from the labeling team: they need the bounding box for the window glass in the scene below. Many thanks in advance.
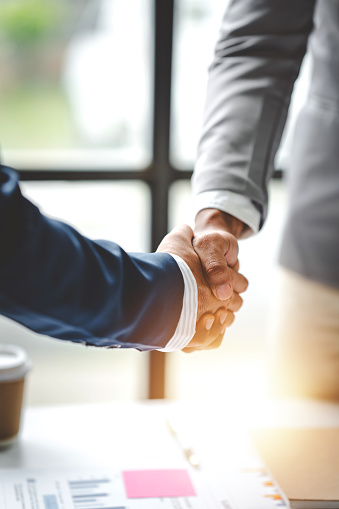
[0,0,153,170]
[20,180,151,252]
[170,0,227,169]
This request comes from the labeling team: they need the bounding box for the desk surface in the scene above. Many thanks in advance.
[1,398,339,471]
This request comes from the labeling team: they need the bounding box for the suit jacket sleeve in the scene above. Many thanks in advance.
[0,167,184,351]
[192,0,316,230]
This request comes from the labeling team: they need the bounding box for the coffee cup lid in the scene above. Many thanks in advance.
[0,345,31,382]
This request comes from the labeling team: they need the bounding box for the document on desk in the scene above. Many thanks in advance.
[0,467,289,509]
[0,468,226,509]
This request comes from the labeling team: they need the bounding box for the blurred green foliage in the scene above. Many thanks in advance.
[0,0,62,45]
[0,85,76,149]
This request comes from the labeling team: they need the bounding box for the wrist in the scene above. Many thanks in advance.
[195,208,246,239]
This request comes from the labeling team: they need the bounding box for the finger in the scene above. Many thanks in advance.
[193,231,239,266]
[185,313,215,350]
[169,223,194,242]
[207,308,228,337]
[199,312,234,351]
[224,311,235,328]
[183,310,226,352]
[184,331,226,353]
[205,333,225,350]
[157,224,194,253]
[224,292,243,313]
[193,231,239,301]
[183,308,237,353]
[232,259,240,272]
[228,267,248,294]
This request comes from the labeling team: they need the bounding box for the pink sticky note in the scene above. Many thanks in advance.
[122,469,196,498]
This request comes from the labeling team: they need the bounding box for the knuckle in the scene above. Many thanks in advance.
[194,231,224,250]
[234,272,248,292]
[227,294,242,312]
[233,259,240,272]
[204,260,227,279]
[206,231,224,244]
[193,234,211,251]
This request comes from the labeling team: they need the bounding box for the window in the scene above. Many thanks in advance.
[0,0,153,170]
[171,0,227,169]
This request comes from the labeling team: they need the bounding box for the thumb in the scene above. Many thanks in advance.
[157,224,195,257]
[193,231,238,300]
[169,223,194,242]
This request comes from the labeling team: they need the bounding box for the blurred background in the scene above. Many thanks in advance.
[0,0,311,405]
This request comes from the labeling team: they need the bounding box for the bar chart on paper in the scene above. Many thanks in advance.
[67,476,126,509]
[0,467,289,509]
[0,468,220,509]
[211,468,289,509]
[1,472,126,509]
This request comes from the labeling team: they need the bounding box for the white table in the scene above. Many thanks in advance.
[1,398,339,470]
[1,398,339,509]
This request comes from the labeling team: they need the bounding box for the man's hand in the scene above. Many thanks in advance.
[182,307,235,353]
[193,208,248,312]
[157,224,231,351]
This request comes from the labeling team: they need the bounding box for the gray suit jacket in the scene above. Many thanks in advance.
[192,0,339,289]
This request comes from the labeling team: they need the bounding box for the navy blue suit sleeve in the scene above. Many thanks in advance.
[0,167,184,350]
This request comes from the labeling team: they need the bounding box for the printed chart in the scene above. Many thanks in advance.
[0,467,288,509]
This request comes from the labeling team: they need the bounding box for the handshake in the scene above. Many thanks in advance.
[157,210,248,353]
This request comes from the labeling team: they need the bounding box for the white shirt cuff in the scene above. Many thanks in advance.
[193,190,261,234]
[158,253,198,352]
